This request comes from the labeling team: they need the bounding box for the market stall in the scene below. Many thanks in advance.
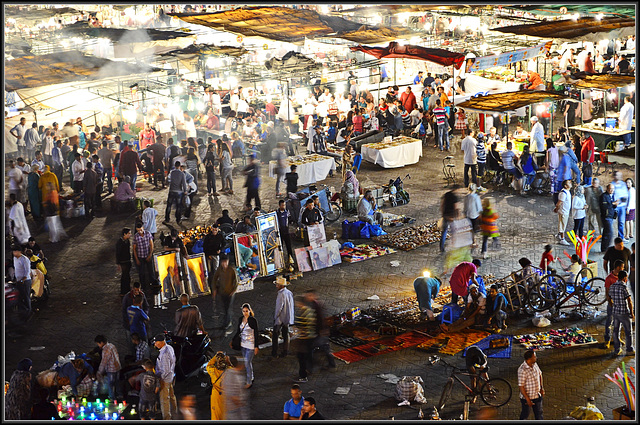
[568,125,634,151]
[361,136,423,169]
[268,153,336,186]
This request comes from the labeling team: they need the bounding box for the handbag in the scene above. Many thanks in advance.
[230,333,241,351]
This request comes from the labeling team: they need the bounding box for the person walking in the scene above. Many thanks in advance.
[272,276,294,359]
[127,294,150,342]
[572,185,587,239]
[95,335,122,401]
[203,143,219,196]
[205,352,228,420]
[119,141,144,191]
[602,259,625,349]
[203,225,225,287]
[609,271,635,356]
[27,164,42,220]
[174,293,206,338]
[11,245,33,318]
[231,303,259,388]
[440,189,460,253]
[220,143,234,194]
[164,161,187,224]
[585,178,603,235]
[222,355,249,419]
[52,140,65,191]
[305,289,336,371]
[212,254,238,332]
[276,200,295,268]
[153,334,177,419]
[480,197,500,259]
[612,171,629,241]
[624,178,635,241]
[116,228,133,296]
[132,221,155,292]
[8,194,31,245]
[461,130,478,188]
[82,162,98,218]
[554,179,572,245]
[518,350,544,420]
[293,295,317,383]
[243,154,261,212]
[141,200,158,239]
[273,142,288,197]
[463,183,482,232]
[5,358,33,419]
[98,140,115,194]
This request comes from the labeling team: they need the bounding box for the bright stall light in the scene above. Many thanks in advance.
[318,5,329,14]
[206,57,222,68]
[607,92,616,100]
[295,88,309,104]
[595,13,604,21]
[572,13,580,21]
[336,83,346,94]
[227,76,238,88]
[627,85,635,92]
[536,104,545,114]
[410,36,422,45]
[170,104,182,117]
[422,270,431,278]
[196,102,204,111]
[123,108,137,123]
[174,85,184,94]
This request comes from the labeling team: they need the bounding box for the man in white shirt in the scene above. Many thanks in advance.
[529,116,545,161]
[518,350,544,420]
[10,117,28,161]
[618,96,635,147]
[155,113,174,145]
[460,130,478,188]
[15,157,31,204]
[72,152,86,194]
[7,160,24,201]
[554,179,572,245]
[23,122,40,164]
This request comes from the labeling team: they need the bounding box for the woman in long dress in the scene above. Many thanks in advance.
[206,352,227,420]
[43,182,67,243]
[27,164,42,220]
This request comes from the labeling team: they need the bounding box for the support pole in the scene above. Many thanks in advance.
[394,58,397,86]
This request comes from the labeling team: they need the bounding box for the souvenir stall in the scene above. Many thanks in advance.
[360,136,423,169]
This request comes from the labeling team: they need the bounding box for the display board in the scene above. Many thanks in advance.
[255,211,285,276]
[185,254,209,297]
[154,252,184,304]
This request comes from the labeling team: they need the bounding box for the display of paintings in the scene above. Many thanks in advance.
[234,233,259,269]
[322,239,342,266]
[256,212,285,276]
[307,223,327,248]
[185,254,209,297]
[154,252,184,304]
[295,247,313,272]
[309,247,330,271]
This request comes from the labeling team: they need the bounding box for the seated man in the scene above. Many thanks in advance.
[235,215,256,234]
[440,283,486,333]
[236,242,253,269]
[114,175,136,202]
[357,190,383,225]
[413,271,441,320]
[161,228,187,256]
[174,293,206,338]
[246,247,261,273]
[465,345,489,395]
[485,284,508,332]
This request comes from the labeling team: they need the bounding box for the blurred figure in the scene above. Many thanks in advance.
[178,394,197,420]
[223,355,249,419]
[475,406,497,419]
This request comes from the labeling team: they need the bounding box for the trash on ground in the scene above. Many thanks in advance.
[377,373,400,384]
[390,261,400,267]
[334,386,351,395]
[367,295,380,300]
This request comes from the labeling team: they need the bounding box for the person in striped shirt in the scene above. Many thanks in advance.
[433,99,449,151]
[293,295,317,383]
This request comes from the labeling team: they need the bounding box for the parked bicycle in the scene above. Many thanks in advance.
[428,355,512,411]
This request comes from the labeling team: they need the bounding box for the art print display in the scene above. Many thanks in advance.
[295,247,313,272]
[307,223,327,248]
[309,247,330,271]
[154,252,184,304]
[322,239,342,266]
[185,254,209,297]
[256,211,284,276]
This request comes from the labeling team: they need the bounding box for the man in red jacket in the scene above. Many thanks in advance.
[119,140,144,190]
[400,86,417,114]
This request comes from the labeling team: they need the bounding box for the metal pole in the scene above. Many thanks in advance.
[580,89,584,126]
[394,58,396,86]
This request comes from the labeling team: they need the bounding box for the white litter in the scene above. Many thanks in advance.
[397,400,411,406]
[390,261,400,267]
[367,295,380,300]
[334,387,351,395]
[377,373,400,384]
[29,346,45,351]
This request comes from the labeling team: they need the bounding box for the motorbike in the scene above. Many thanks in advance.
[383,174,411,207]
[158,325,214,381]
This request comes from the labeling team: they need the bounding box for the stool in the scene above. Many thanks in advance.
[442,156,457,186]
[440,304,463,324]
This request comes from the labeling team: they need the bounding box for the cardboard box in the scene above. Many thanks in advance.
[612,406,635,420]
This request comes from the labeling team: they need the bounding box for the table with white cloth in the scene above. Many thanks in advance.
[268,153,336,186]
[361,136,423,168]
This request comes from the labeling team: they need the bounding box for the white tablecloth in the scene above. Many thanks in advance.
[269,155,336,186]
[361,139,423,168]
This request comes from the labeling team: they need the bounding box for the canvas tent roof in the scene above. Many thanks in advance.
[491,16,635,40]
[457,91,570,112]
[60,22,195,42]
[5,51,160,91]
[350,42,466,69]
[170,6,408,44]
[5,5,80,20]
[158,43,248,59]
[569,74,636,90]
[514,5,635,19]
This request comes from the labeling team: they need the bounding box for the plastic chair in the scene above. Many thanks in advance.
[352,153,362,174]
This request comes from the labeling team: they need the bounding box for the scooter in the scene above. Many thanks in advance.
[384,174,411,207]
[158,325,214,381]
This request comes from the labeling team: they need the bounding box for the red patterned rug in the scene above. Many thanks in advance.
[333,330,434,364]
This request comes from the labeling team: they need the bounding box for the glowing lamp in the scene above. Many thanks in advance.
[422,270,431,278]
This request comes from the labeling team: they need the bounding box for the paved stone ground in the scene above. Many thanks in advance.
[4,132,636,420]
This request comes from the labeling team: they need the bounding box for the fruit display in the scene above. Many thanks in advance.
[372,221,445,251]
[479,68,527,83]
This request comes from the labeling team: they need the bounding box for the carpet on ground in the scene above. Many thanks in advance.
[416,329,492,356]
[333,330,434,364]
[463,334,513,359]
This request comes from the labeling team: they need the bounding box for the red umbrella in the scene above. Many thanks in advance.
[350,41,466,69]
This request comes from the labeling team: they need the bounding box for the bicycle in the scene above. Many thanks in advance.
[428,355,512,411]
[317,185,342,223]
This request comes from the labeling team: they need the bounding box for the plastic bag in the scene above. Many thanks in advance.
[360,223,371,239]
[342,220,350,240]
[369,224,387,237]
[532,315,551,327]
[191,238,204,254]
[394,376,427,404]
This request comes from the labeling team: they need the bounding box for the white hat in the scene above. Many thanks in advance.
[530,116,538,122]
[275,276,289,286]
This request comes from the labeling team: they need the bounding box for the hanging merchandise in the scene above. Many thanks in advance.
[187,95,195,111]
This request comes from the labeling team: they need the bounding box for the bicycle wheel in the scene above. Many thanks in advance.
[438,379,454,411]
[528,288,552,312]
[507,283,527,311]
[480,378,512,407]
[582,277,608,306]
[324,202,342,223]
[536,273,566,303]
[574,265,595,288]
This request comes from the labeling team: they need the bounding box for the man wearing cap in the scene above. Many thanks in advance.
[528,116,545,160]
[154,334,177,419]
[212,254,238,331]
[119,141,144,191]
[441,283,486,333]
[272,276,294,359]
[413,272,441,320]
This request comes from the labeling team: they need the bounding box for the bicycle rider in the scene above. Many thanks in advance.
[465,345,489,400]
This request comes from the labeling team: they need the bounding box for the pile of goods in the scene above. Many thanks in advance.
[382,213,416,227]
[514,327,597,350]
[177,225,213,246]
[362,136,420,150]
[372,222,443,251]
[339,244,396,263]
[479,68,527,83]
[326,146,344,155]
[288,153,329,165]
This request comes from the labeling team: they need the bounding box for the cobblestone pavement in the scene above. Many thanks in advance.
[4,138,636,421]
